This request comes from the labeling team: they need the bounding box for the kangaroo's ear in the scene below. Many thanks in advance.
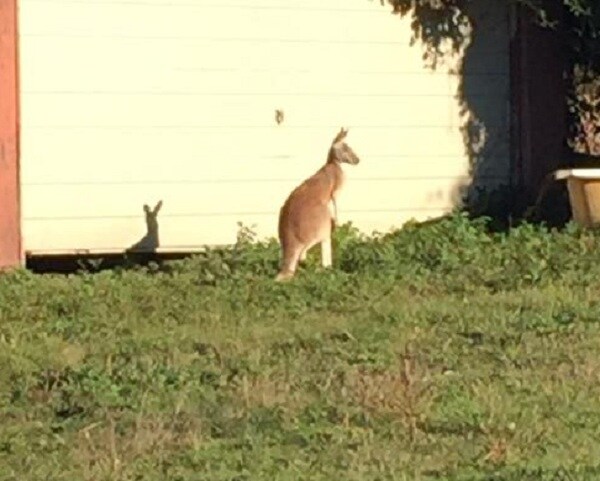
[153,200,163,215]
[332,127,348,144]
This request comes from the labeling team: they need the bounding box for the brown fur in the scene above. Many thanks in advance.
[276,128,360,281]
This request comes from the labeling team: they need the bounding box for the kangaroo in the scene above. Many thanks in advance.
[276,127,360,281]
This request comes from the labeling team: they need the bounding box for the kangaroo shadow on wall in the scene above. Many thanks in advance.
[126,200,163,254]
[28,200,195,273]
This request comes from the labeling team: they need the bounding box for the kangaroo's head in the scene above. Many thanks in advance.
[327,127,360,166]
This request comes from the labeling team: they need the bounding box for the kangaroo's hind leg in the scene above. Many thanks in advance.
[276,246,303,281]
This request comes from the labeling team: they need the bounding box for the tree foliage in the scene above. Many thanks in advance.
[381,0,600,155]
[381,0,600,65]
[532,0,600,154]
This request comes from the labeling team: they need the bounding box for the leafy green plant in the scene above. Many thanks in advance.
[3,214,600,479]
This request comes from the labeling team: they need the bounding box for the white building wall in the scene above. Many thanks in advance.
[18,0,510,254]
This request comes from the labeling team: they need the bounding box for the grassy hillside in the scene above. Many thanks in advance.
[2,214,600,480]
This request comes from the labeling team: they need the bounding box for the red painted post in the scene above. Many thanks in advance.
[0,0,22,268]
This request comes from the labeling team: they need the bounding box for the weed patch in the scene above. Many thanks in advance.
[2,214,600,479]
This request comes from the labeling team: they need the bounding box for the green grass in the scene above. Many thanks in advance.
[2,213,600,480]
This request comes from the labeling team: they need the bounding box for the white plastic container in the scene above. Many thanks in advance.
[555,169,600,227]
